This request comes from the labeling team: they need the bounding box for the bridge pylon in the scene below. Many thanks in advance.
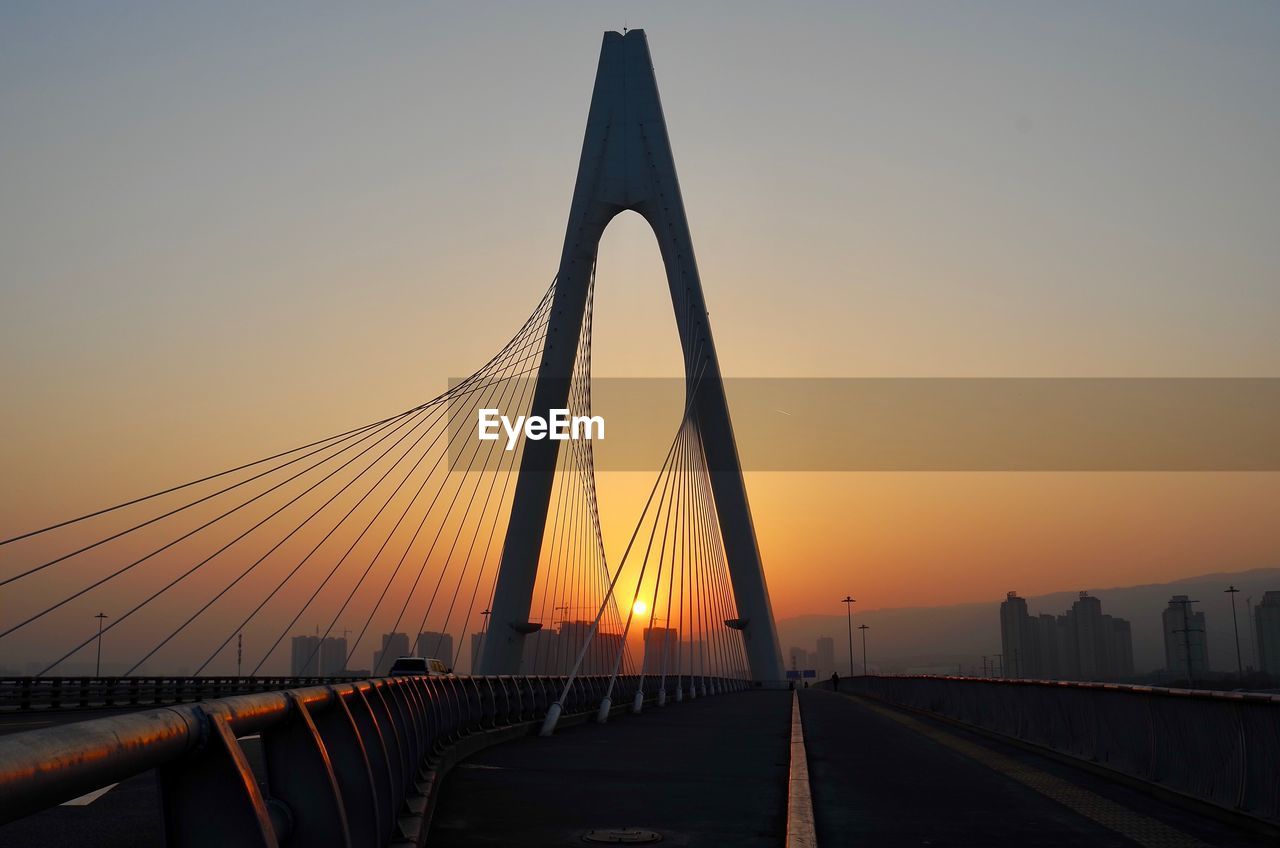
[478,29,785,684]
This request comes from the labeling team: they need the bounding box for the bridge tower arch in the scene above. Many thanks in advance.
[478,30,785,683]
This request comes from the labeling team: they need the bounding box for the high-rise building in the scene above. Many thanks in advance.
[416,631,455,667]
[1162,595,1209,680]
[591,631,625,675]
[543,621,632,675]
[318,637,347,676]
[291,635,320,676]
[557,621,593,673]
[470,632,486,674]
[520,628,561,674]
[373,632,410,675]
[815,636,836,677]
[642,627,679,674]
[1110,618,1134,677]
[998,591,1133,682]
[1253,592,1280,677]
[1070,593,1104,680]
[1035,614,1059,678]
[1000,592,1032,678]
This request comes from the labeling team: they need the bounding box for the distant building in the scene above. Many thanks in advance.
[1254,592,1280,677]
[291,635,320,676]
[815,636,836,677]
[1035,614,1060,678]
[1110,618,1134,678]
[373,632,410,675]
[520,628,561,674]
[538,622,627,675]
[590,631,625,675]
[1162,595,1209,680]
[557,621,593,673]
[642,627,679,674]
[318,637,347,676]
[416,631,455,667]
[1000,592,1033,678]
[470,632,486,674]
[999,591,1133,682]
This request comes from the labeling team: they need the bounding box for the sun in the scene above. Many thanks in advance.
[632,600,648,616]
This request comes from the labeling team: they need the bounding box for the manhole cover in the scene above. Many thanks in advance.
[582,828,663,844]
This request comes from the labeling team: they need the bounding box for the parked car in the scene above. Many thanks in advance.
[387,656,449,677]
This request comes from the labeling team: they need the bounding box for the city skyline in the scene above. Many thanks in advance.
[7,566,1280,679]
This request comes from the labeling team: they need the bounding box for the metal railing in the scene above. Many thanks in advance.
[0,675,359,712]
[0,674,747,846]
[844,675,1280,826]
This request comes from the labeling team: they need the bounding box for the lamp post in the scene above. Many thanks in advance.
[236,632,243,677]
[841,596,856,678]
[94,612,108,677]
[858,623,869,676]
[1225,585,1244,678]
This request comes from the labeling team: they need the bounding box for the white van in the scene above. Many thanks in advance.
[387,656,449,676]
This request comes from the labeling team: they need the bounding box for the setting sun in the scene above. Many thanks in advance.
[632,600,648,616]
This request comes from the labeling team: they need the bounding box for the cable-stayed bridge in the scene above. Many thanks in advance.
[1,28,1278,848]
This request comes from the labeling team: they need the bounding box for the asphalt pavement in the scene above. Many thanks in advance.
[428,689,793,847]
[801,686,1271,847]
[1,689,1274,846]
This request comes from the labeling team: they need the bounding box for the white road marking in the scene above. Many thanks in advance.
[787,690,817,848]
[60,784,117,806]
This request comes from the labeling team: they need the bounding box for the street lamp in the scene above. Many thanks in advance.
[1225,586,1244,678]
[858,623,869,676]
[94,612,108,677]
[841,596,856,678]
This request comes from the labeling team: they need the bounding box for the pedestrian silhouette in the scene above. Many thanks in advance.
[831,671,839,691]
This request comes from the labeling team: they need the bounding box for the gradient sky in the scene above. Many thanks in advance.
[3,2,1279,655]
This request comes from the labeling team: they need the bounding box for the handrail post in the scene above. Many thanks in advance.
[160,710,279,848]
[261,692,352,848]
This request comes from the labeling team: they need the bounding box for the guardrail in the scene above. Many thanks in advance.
[0,674,746,846]
[843,675,1280,827]
[0,676,359,711]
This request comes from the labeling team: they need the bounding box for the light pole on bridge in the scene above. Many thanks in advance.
[858,623,869,676]
[841,596,856,678]
[1225,586,1244,678]
[94,612,108,677]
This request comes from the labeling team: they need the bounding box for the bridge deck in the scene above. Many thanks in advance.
[428,688,793,846]
[0,687,1272,846]
[803,687,1269,848]
[431,686,1270,848]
